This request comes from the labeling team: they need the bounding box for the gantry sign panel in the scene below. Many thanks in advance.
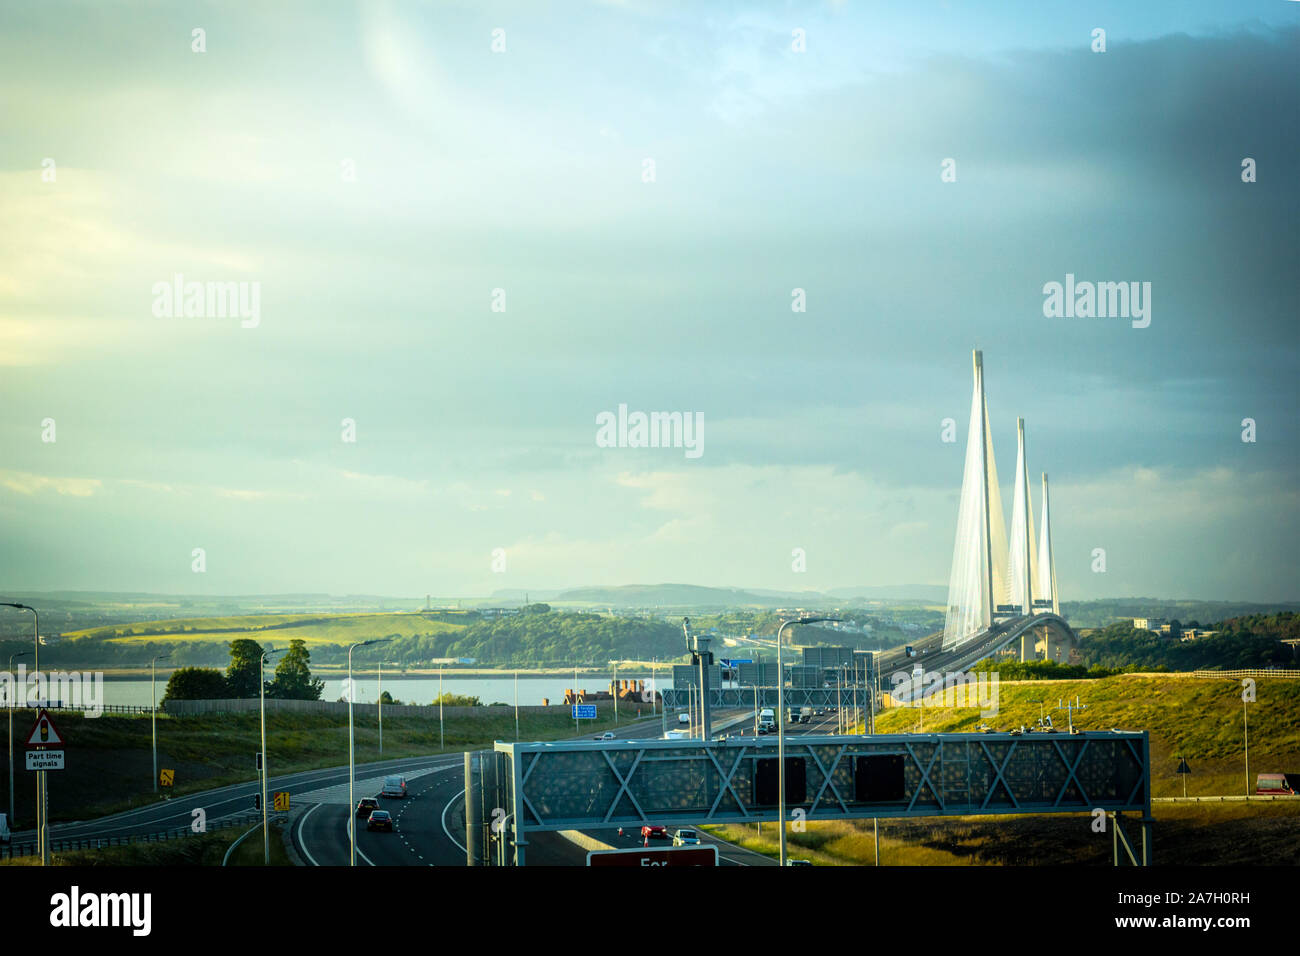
[495,731,1149,833]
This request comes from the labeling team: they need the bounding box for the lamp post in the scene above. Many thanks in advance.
[347,639,387,866]
[377,660,399,755]
[439,665,444,749]
[2,604,42,863]
[776,615,838,866]
[151,654,171,793]
[1243,696,1251,796]
[514,670,519,741]
[7,651,27,831]
[259,647,285,865]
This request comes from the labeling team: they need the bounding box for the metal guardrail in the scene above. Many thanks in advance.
[0,811,282,860]
[1152,795,1297,803]
[1190,669,1300,680]
[3,703,158,716]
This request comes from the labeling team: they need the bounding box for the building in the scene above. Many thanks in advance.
[1133,618,1166,632]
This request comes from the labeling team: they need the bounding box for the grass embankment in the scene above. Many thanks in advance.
[0,824,292,867]
[708,674,1300,865]
[879,673,1300,796]
[0,707,652,826]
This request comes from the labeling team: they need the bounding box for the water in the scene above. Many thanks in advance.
[100,675,662,709]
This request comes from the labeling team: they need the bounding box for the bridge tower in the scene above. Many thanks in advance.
[942,350,1009,651]
[1037,473,1059,615]
[1007,417,1037,617]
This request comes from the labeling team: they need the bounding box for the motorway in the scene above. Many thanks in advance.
[17,705,861,867]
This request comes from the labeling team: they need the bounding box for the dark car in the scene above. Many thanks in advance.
[355,797,380,818]
[366,809,394,832]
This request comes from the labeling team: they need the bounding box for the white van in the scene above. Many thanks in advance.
[677,712,691,725]
[758,708,776,733]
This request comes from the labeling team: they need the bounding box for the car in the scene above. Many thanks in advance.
[672,828,701,846]
[678,713,691,725]
[355,797,380,818]
[785,858,813,866]
[366,809,394,831]
[380,774,407,798]
[1256,773,1297,796]
[756,726,768,735]
[592,731,615,740]
[640,825,668,840]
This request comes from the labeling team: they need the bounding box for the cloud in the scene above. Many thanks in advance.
[0,471,101,497]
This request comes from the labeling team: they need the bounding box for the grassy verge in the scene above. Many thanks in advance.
[706,801,1300,865]
[0,822,291,866]
[1,708,659,826]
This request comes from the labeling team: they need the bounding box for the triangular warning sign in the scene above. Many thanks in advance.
[25,708,64,748]
[1175,758,1191,775]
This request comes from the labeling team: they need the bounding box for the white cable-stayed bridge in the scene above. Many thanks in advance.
[891,350,1078,701]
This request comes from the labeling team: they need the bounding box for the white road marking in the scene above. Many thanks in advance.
[441,789,468,853]
[297,803,324,866]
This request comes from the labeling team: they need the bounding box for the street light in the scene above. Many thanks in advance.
[259,646,286,866]
[2,603,43,864]
[151,654,171,793]
[776,615,838,867]
[7,651,28,831]
[377,660,399,755]
[348,639,388,866]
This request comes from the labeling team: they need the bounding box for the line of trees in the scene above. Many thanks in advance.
[162,638,324,702]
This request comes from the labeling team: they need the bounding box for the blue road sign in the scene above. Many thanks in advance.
[572,704,597,719]
[727,659,753,665]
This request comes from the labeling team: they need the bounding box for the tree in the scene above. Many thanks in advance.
[269,639,324,701]
[161,667,228,702]
[379,690,402,705]
[225,638,265,698]
[432,692,481,706]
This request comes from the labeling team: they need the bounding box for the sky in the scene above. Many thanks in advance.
[0,1,1296,602]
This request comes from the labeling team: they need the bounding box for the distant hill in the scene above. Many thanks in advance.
[549,582,950,607]
[554,583,783,607]
[826,585,948,603]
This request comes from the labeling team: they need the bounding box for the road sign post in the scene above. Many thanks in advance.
[587,845,718,866]
[25,708,65,868]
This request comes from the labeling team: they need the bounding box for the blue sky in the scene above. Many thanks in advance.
[0,1,1296,601]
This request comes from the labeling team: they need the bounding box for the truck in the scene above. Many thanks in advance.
[758,708,776,734]
[800,706,813,724]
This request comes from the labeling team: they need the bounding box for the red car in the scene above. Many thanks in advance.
[640,825,668,840]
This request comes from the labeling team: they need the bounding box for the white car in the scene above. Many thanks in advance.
[678,713,691,725]
[592,731,615,740]
[672,828,701,846]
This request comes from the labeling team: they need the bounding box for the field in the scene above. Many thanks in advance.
[61,611,467,648]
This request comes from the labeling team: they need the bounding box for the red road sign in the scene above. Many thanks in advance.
[25,708,64,749]
[587,845,718,866]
